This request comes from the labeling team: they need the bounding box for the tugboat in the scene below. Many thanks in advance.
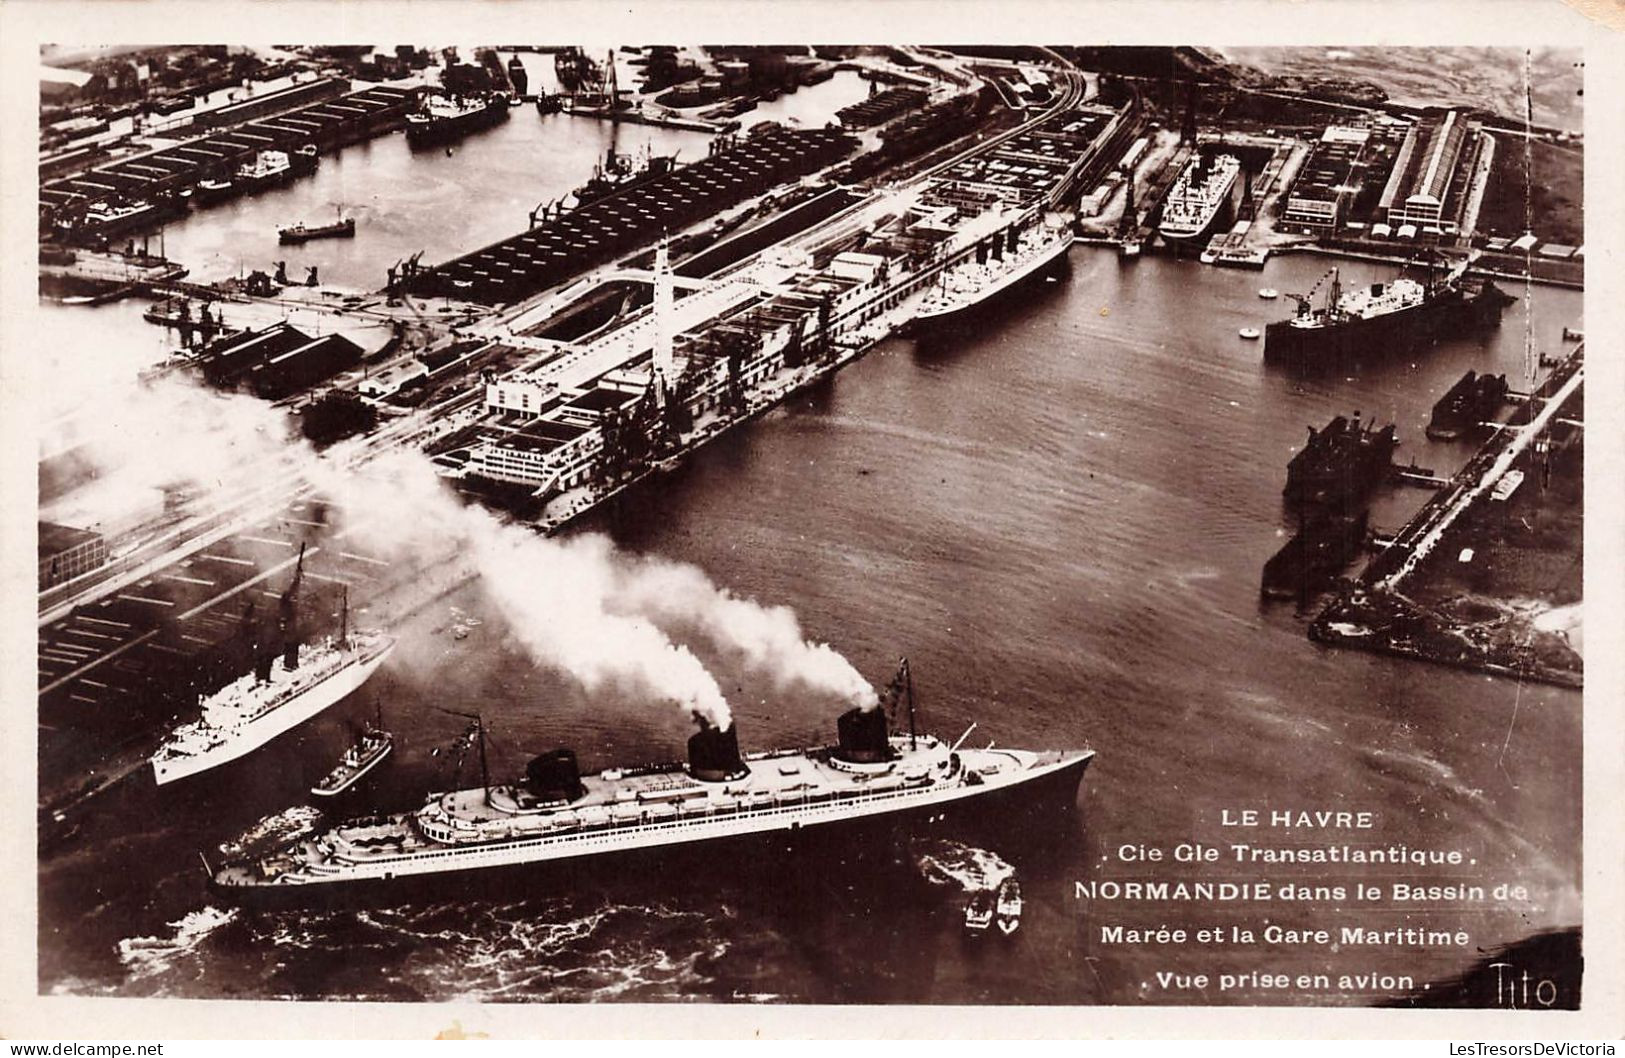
[995,877,1023,935]
[311,702,393,798]
[279,216,356,245]
[963,887,996,934]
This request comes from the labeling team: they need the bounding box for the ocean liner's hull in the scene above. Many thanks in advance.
[1158,165,1242,252]
[212,751,1092,907]
[911,234,1074,331]
[153,641,396,786]
[1263,284,1506,369]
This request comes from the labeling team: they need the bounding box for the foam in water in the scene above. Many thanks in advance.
[915,838,1015,892]
[116,906,239,981]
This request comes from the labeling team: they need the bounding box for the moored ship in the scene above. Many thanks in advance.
[1263,260,1511,370]
[1284,413,1398,510]
[235,150,295,193]
[913,216,1074,327]
[405,93,510,148]
[1426,369,1510,441]
[1157,151,1242,249]
[571,146,678,207]
[151,569,396,786]
[211,660,1093,902]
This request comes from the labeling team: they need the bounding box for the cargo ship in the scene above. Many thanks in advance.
[1157,151,1242,249]
[1263,262,1511,369]
[279,217,356,244]
[1284,413,1398,510]
[1426,370,1509,441]
[913,216,1074,327]
[235,150,294,193]
[571,146,678,207]
[54,196,186,243]
[405,93,510,148]
[210,660,1093,903]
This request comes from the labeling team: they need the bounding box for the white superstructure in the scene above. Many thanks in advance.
[915,219,1074,323]
[1158,153,1241,242]
[151,631,395,785]
[215,733,1091,892]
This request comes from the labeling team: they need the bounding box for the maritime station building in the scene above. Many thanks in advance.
[469,198,1033,496]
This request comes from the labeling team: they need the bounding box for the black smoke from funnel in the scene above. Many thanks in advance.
[835,706,891,764]
[688,719,747,782]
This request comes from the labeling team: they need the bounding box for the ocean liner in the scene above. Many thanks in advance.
[914,217,1074,327]
[1157,151,1242,249]
[405,93,510,148]
[210,660,1093,902]
[1263,260,1511,369]
[152,568,395,786]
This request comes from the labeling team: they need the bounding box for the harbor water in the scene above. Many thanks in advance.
[37,107,1584,1003]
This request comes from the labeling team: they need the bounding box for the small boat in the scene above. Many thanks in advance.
[194,178,236,205]
[279,217,356,245]
[963,887,995,933]
[1239,327,1261,340]
[1119,238,1142,259]
[1258,287,1279,299]
[1562,327,1584,341]
[995,877,1023,935]
[310,705,393,798]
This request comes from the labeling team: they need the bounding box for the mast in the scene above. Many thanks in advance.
[477,714,491,804]
[902,657,917,750]
[339,582,349,647]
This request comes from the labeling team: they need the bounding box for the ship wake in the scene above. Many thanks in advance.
[914,838,1015,893]
[115,905,240,983]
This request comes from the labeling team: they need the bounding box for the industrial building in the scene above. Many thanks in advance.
[39,522,108,590]
[39,84,417,214]
[1376,110,1481,237]
[197,322,364,400]
[409,123,859,305]
[1281,125,1371,232]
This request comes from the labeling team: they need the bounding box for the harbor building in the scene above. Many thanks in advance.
[470,197,1048,496]
[39,522,108,590]
[1281,125,1371,233]
[1377,110,1482,238]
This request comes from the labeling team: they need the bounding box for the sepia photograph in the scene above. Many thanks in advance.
[5,1,1614,1035]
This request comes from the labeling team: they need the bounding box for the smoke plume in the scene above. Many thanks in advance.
[64,374,877,731]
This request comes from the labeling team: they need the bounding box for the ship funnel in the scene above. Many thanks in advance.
[835,706,891,764]
[526,749,584,802]
[687,720,748,783]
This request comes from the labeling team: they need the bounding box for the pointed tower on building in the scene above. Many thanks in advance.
[652,235,675,407]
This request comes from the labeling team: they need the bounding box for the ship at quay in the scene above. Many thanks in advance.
[150,564,397,786]
[210,662,1094,903]
[1263,261,1513,370]
[912,212,1076,328]
[1157,150,1242,250]
[405,92,511,148]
